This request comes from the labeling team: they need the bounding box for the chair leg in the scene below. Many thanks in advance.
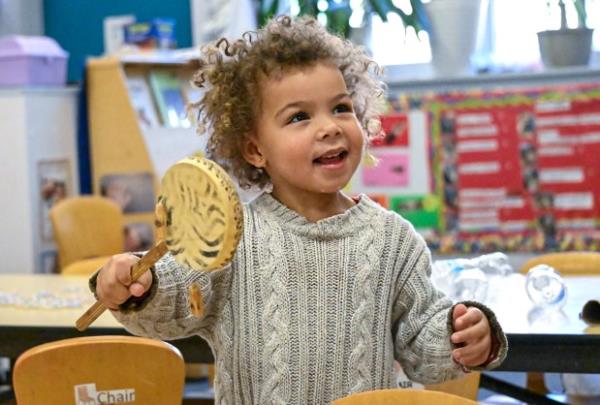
[527,372,548,395]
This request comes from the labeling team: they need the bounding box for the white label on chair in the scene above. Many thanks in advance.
[74,383,135,404]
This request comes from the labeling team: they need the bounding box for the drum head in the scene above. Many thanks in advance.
[159,155,243,271]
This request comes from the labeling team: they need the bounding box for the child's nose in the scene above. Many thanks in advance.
[316,118,342,139]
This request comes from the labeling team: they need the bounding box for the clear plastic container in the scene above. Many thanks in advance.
[525,264,567,310]
[432,258,488,302]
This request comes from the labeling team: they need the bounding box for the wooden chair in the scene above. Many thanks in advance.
[50,196,125,273]
[60,256,113,276]
[520,251,600,395]
[425,372,480,400]
[332,388,479,405]
[13,335,185,405]
[520,251,600,276]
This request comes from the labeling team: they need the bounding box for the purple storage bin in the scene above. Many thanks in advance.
[0,35,69,86]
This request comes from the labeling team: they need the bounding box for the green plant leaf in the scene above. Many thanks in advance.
[326,2,353,37]
[573,0,587,28]
[259,0,280,26]
[366,0,428,33]
[298,0,318,16]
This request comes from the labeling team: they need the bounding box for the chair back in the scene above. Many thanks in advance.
[50,196,124,271]
[60,256,114,276]
[425,372,480,400]
[332,388,479,405]
[13,335,185,405]
[519,251,600,275]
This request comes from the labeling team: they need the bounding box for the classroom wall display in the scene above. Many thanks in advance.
[99,172,155,214]
[38,159,72,242]
[124,222,154,251]
[362,152,410,187]
[347,108,440,237]
[349,84,600,254]
[429,84,600,254]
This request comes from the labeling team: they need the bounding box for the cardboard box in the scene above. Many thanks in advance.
[0,35,69,86]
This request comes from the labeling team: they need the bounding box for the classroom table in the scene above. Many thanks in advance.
[0,273,599,403]
[473,274,600,404]
[0,274,212,364]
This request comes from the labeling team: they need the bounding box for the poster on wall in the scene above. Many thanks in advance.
[99,172,155,214]
[38,160,72,241]
[347,107,439,234]
[431,84,600,253]
[124,222,154,251]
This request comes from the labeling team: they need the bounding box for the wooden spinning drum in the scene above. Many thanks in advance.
[76,154,243,331]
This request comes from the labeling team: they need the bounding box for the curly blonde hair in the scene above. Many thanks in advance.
[192,15,384,189]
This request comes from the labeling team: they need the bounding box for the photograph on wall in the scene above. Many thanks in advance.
[372,113,409,147]
[124,222,154,251]
[362,152,410,187]
[389,194,440,230]
[99,172,155,214]
[38,159,72,241]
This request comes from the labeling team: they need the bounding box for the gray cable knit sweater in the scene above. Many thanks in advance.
[112,193,507,405]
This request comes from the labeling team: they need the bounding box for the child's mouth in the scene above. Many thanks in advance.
[313,151,348,165]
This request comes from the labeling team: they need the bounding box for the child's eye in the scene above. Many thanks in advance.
[287,111,309,124]
[334,103,353,114]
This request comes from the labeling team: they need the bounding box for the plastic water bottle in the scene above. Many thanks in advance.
[449,266,489,302]
[525,264,567,310]
[432,252,515,303]
[472,252,513,276]
[432,258,488,302]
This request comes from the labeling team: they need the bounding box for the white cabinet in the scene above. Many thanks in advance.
[0,87,79,273]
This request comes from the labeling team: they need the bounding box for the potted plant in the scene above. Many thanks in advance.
[257,0,429,39]
[538,0,594,67]
[423,0,483,76]
[257,0,484,77]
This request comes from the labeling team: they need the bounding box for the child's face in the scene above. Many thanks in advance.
[247,63,364,199]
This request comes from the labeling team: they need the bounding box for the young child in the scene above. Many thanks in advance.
[93,15,507,404]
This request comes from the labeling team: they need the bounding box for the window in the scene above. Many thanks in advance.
[369,0,600,69]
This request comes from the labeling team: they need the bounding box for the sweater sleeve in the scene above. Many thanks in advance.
[391,242,464,384]
[391,229,508,383]
[111,252,233,341]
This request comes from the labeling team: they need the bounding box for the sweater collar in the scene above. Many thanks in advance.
[250,192,380,240]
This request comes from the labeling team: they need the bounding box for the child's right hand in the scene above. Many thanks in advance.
[95,253,153,310]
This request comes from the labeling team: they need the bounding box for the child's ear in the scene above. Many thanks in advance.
[241,134,265,168]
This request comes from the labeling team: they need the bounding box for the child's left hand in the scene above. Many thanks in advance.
[450,303,492,367]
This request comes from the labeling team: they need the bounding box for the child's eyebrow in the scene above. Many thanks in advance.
[274,93,351,119]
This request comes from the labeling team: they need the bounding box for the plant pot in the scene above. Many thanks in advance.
[424,0,482,77]
[537,28,594,68]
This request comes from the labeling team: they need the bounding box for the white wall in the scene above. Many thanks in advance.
[0,88,78,273]
[0,0,44,36]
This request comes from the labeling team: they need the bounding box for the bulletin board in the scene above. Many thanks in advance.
[349,84,600,254]
[430,84,600,254]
